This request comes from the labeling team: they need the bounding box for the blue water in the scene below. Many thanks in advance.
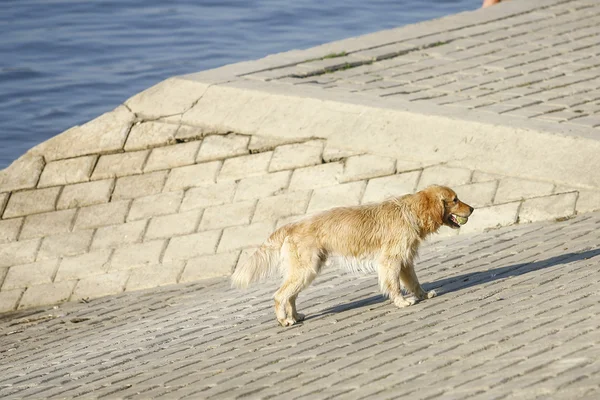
[0,0,477,168]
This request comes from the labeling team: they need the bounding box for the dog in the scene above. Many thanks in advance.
[231,185,473,326]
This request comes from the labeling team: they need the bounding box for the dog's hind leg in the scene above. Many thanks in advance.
[400,262,436,300]
[378,257,416,308]
[273,239,322,327]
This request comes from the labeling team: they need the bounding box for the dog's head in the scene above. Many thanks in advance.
[422,185,474,230]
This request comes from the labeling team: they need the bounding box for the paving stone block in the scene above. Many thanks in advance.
[163,230,222,262]
[199,201,255,231]
[36,106,134,161]
[91,150,149,180]
[459,202,520,235]
[57,179,114,210]
[20,209,76,240]
[73,200,130,231]
[145,210,202,240]
[2,259,59,290]
[575,189,600,213]
[471,171,503,183]
[395,159,423,173]
[495,178,555,203]
[2,187,60,219]
[234,171,291,202]
[307,181,366,213]
[288,162,343,191]
[416,165,472,191]
[112,171,168,200]
[37,156,97,188]
[0,154,45,193]
[37,231,93,260]
[144,141,200,172]
[454,181,498,208]
[18,280,76,309]
[253,191,311,222]
[0,239,40,268]
[322,145,365,163]
[55,249,112,282]
[341,154,396,182]
[0,218,22,244]
[276,213,316,229]
[0,193,7,216]
[109,240,166,271]
[91,220,147,249]
[269,140,323,172]
[0,289,22,313]
[218,152,273,182]
[124,121,179,151]
[217,222,274,253]
[180,252,240,282]
[519,192,577,223]
[197,134,250,162]
[248,136,299,153]
[128,191,183,221]
[180,181,236,211]
[126,261,186,291]
[163,161,221,192]
[71,271,130,301]
[175,124,209,141]
[361,171,421,204]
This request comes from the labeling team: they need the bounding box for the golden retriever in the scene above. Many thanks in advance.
[231,185,473,326]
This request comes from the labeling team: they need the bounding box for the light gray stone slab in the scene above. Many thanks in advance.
[0,218,22,244]
[18,280,76,309]
[38,156,97,188]
[112,171,168,200]
[125,261,185,291]
[124,121,179,151]
[163,230,222,262]
[180,252,240,282]
[0,239,40,268]
[33,105,134,161]
[163,161,221,192]
[109,240,166,271]
[199,201,255,231]
[2,259,59,290]
[197,134,250,162]
[180,181,237,212]
[20,209,76,240]
[56,179,114,210]
[37,230,93,260]
[0,154,45,193]
[125,77,210,119]
[144,141,201,172]
[91,150,149,180]
[3,187,60,219]
[73,201,130,231]
[145,210,202,240]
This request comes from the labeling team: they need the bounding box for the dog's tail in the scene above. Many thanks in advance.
[231,224,291,288]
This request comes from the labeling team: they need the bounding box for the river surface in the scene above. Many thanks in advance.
[0,0,477,168]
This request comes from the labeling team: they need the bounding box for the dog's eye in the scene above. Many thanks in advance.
[453,197,458,203]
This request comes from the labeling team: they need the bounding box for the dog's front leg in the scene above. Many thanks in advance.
[378,257,416,308]
[400,262,436,300]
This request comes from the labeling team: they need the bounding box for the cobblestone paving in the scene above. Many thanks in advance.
[1,212,599,399]
[248,0,600,132]
[0,124,594,312]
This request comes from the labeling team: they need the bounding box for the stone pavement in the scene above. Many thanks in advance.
[0,0,599,311]
[1,212,599,399]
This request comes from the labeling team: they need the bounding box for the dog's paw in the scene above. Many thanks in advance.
[426,290,437,299]
[394,297,417,308]
[278,316,302,327]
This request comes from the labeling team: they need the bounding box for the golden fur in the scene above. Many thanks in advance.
[231,185,473,326]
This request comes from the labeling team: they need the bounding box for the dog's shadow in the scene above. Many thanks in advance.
[308,248,600,319]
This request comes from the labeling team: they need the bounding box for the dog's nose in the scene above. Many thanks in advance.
[469,206,474,214]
